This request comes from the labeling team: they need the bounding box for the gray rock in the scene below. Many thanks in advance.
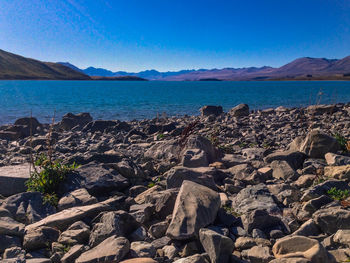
[299,130,340,158]
[142,188,178,219]
[165,166,217,190]
[61,163,129,196]
[129,203,155,224]
[264,150,306,170]
[241,246,274,263]
[301,179,350,202]
[0,192,55,224]
[293,219,321,237]
[166,180,220,240]
[58,221,90,246]
[130,241,156,258]
[271,160,298,180]
[89,210,139,247]
[181,148,209,168]
[149,221,168,239]
[61,244,85,263]
[3,246,25,259]
[59,113,92,130]
[23,226,59,251]
[25,197,125,232]
[199,228,234,263]
[313,208,350,234]
[0,164,31,197]
[200,105,223,117]
[231,184,280,214]
[325,153,350,166]
[0,235,21,253]
[76,235,129,263]
[230,104,249,117]
[58,188,97,211]
[241,209,284,234]
[0,217,25,237]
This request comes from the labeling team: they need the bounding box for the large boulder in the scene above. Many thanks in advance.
[166,180,221,240]
[76,235,130,263]
[272,235,329,263]
[59,113,93,131]
[0,192,55,224]
[313,208,350,234]
[25,197,126,232]
[200,105,223,117]
[241,209,285,234]
[58,188,97,211]
[231,184,280,214]
[165,166,217,190]
[0,217,25,237]
[0,164,31,197]
[229,104,249,117]
[264,150,306,170]
[60,163,129,196]
[199,228,234,263]
[89,210,139,247]
[23,226,59,251]
[297,130,340,158]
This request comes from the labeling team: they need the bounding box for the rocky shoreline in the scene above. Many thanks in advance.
[0,103,350,262]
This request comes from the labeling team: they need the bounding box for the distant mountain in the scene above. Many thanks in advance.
[3,49,350,81]
[0,49,90,80]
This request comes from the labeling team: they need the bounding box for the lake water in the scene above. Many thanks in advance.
[0,80,350,124]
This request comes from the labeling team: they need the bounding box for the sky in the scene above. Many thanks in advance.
[0,0,350,72]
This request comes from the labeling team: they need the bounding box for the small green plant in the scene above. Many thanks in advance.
[222,205,242,217]
[147,177,161,188]
[157,133,165,140]
[218,144,235,154]
[238,141,249,148]
[334,133,349,152]
[327,187,350,201]
[26,154,79,206]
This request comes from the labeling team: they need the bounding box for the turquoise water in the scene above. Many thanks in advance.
[0,80,350,124]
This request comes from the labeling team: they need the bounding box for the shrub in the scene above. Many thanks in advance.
[334,133,349,152]
[26,154,79,206]
[327,187,350,201]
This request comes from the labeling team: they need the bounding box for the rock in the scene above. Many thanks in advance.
[25,197,125,232]
[0,164,31,197]
[241,246,274,263]
[151,236,171,249]
[3,246,25,259]
[120,259,157,263]
[293,219,321,237]
[0,192,55,224]
[14,116,41,129]
[301,179,350,202]
[298,130,340,158]
[324,165,350,180]
[149,221,168,238]
[142,188,178,219]
[241,209,284,234]
[264,150,306,170]
[293,174,316,188]
[0,217,25,237]
[129,226,148,242]
[163,244,179,259]
[130,241,156,258]
[328,248,350,262]
[23,226,59,251]
[58,221,90,246]
[76,235,129,263]
[89,210,138,247]
[61,244,85,263]
[181,148,209,168]
[325,153,350,166]
[112,159,145,180]
[61,163,129,196]
[307,104,336,115]
[173,254,209,263]
[230,104,249,117]
[0,235,21,253]
[271,160,298,180]
[272,235,329,263]
[82,120,118,133]
[269,258,309,263]
[129,203,155,224]
[59,113,92,130]
[333,229,350,245]
[58,188,97,211]
[165,166,217,190]
[301,195,333,215]
[231,184,280,214]
[199,228,234,263]
[313,208,350,234]
[134,185,162,204]
[166,180,220,240]
[200,105,223,117]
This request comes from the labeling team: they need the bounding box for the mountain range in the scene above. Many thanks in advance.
[60,56,350,81]
[1,48,350,80]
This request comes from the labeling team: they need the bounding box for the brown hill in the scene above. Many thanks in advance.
[0,49,90,80]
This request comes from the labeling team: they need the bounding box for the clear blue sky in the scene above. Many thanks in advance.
[1,0,349,72]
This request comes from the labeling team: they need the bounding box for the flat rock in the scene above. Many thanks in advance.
[0,164,31,197]
[166,180,220,240]
[76,235,129,263]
